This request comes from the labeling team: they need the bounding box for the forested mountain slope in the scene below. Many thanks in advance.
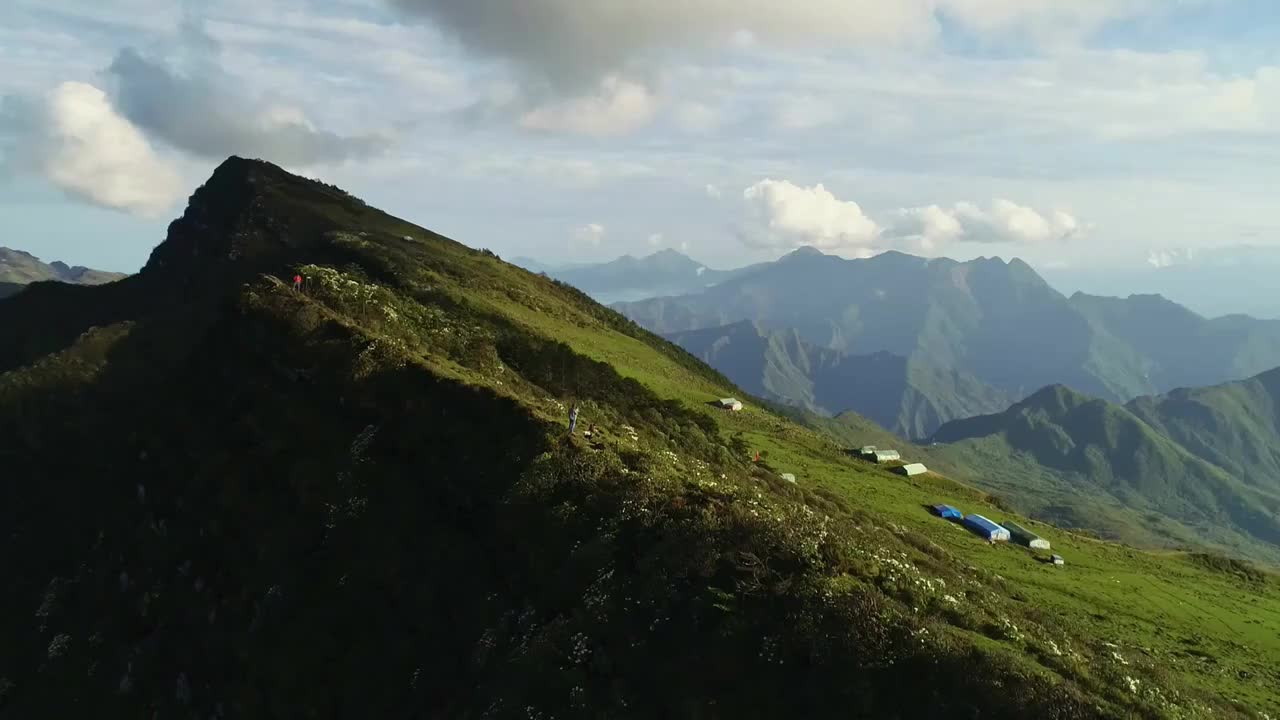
[668,320,1009,439]
[932,384,1280,561]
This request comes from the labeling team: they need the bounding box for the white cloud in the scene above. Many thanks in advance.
[733,179,1087,257]
[572,223,606,246]
[2,82,183,217]
[773,94,841,131]
[519,76,660,136]
[674,102,722,133]
[888,199,1083,245]
[459,153,656,189]
[739,179,882,256]
[647,232,665,246]
[1147,247,1195,268]
[705,184,723,199]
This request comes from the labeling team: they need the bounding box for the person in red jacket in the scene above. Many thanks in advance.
[293,274,303,291]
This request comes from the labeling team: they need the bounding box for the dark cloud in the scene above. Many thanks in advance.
[105,44,390,166]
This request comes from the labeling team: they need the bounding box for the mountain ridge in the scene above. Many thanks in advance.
[931,379,1280,559]
[615,247,1280,412]
[0,246,127,292]
[667,319,1010,438]
[2,157,1277,718]
[518,249,755,304]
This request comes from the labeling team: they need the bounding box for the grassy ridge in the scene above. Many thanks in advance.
[1,158,1277,718]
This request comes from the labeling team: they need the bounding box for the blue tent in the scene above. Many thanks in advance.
[962,514,1010,542]
[932,504,963,520]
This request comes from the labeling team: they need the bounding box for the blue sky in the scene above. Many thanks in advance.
[2,0,1279,308]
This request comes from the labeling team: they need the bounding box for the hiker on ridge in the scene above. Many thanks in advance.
[293,274,303,291]
[569,402,580,435]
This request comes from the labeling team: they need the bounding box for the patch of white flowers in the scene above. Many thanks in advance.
[997,616,1025,643]
[569,632,591,665]
[758,635,784,665]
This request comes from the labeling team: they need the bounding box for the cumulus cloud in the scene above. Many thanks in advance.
[739,179,882,256]
[105,44,391,166]
[888,200,1083,245]
[572,223,606,246]
[647,233,665,246]
[1,82,183,216]
[519,76,659,136]
[733,179,1087,257]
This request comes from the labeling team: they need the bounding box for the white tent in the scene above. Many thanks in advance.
[894,463,928,477]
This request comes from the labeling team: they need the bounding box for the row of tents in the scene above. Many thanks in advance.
[857,445,927,477]
[931,504,1061,562]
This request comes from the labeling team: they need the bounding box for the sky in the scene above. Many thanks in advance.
[2,0,1280,313]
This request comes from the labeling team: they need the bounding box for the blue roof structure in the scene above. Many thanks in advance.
[932,504,963,520]
[961,514,1010,541]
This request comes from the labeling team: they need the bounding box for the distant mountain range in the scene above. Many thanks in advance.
[617,247,1280,425]
[1044,245,1280,320]
[668,320,1009,439]
[0,247,126,298]
[931,375,1280,561]
[512,249,748,304]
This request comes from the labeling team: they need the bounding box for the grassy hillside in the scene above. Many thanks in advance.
[615,250,1280,407]
[1,158,1277,718]
[668,320,1009,439]
[932,385,1280,561]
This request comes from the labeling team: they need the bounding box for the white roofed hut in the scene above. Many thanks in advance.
[872,450,901,463]
[716,398,744,411]
[893,463,928,477]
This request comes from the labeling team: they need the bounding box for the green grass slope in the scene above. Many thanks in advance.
[1,158,1277,719]
[668,320,1009,439]
[932,385,1280,561]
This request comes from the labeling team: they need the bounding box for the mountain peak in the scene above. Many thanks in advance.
[138,155,363,284]
[1019,383,1094,414]
[781,246,826,260]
